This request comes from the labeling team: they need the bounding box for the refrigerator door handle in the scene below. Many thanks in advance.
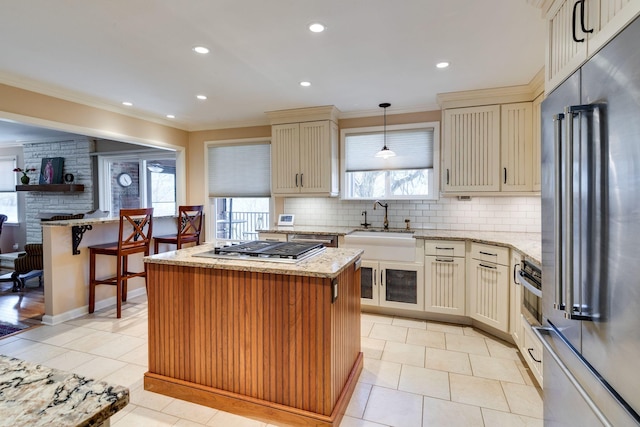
[565,103,605,321]
[553,112,565,311]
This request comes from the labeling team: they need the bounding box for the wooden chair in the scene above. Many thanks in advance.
[88,208,153,318]
[153,205,203,253]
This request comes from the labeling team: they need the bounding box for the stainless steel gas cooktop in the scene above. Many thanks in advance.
[194,240,325,263]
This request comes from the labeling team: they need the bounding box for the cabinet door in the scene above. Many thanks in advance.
[380,261,424,310]
[424,255,465,315]
[299,120,335,194]
[510,252,523,347]
[468,259,509,333]
[546,0,589,92]
[442,105,500,193]
[500,102,533,192]
[360,260,379,307]
[522,320,543,386]
[271,123,300,194]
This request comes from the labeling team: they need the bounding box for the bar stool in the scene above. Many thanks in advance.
[153,205,203,253]
[88,208,153,318]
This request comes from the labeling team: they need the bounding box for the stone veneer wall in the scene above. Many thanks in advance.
[23,138,95,242]
[284,196,541,233]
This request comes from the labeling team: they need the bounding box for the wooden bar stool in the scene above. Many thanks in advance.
[153,205,203,253]
[88,208,153,318]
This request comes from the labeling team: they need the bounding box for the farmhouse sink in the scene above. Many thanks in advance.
[344,230,416,261]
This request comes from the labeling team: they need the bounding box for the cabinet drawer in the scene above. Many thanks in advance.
[470,242,509,266]
[424,240,465,258]
[522,320,543,387]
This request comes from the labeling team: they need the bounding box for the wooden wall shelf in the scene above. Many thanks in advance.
[16,184,85,192]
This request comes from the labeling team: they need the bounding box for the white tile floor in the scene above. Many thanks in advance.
[0,296,543,426]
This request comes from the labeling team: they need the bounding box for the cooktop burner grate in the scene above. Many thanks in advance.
[212,240,324,259]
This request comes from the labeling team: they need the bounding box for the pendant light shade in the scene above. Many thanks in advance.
[375,102,396,159]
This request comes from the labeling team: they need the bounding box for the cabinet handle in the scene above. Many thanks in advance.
[436,258,454,263]
[380,269,384,286]
[300,173,303,187]
[446,169,450,185]
[503,167,507,184]
[572,0,586,42]
[479,263,497,270]
[374,269,377,286]
[513,263,521,285]
[528,347,542,363]
[295,173,299,187]
[435,247,454,250]
[479,251,497,257]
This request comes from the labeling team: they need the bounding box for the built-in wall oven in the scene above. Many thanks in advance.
[516,260,543,326]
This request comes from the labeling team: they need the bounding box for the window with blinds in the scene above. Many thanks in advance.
[342,123,439,200]
[207,141,271,243]
[0,156,18,223]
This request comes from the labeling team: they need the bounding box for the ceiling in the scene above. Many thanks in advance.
[0,0,546,144]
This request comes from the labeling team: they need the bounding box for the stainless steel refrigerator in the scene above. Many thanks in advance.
[538,13,640,427]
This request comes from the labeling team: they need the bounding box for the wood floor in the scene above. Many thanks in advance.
[0,275,44,328]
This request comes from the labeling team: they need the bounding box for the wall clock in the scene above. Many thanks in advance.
[117,172,133,187]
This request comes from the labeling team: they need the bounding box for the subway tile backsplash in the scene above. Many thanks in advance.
[284,196,541,233]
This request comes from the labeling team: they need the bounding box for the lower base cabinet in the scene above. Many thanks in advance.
[424,255,466,315]
[468,243,510,333]
[359,260,424,311]
[522,316,543,386]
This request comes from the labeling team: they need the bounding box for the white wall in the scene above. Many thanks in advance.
[284,196,541,233]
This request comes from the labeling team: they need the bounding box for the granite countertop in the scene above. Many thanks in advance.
[144,244,363,279]
[0,355,129,427]
[41,214,176,227]
[259,226,541,265]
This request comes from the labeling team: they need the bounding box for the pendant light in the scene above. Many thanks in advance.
[375,102,396,159]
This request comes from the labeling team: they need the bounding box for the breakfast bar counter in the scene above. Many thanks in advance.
[143,245,363,427]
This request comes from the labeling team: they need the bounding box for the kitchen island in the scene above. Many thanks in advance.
[143,244,363,427]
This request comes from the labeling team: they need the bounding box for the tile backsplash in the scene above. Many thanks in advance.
[284,196,541,233]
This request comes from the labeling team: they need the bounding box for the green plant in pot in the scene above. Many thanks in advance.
[13,167,37,184]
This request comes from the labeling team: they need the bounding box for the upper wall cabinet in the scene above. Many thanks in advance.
[267,106,340,197]
[545,0,640,93]
[442,102,535,195]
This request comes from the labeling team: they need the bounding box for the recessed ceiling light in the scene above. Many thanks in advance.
[166,114,175,119]
[309,23,325,33]
[300,81,311,87]
[436,62,450,69]
[193,46,209,54]
[122,101,133,106]
[196,95,207,100]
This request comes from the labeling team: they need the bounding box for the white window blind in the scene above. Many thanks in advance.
[0,157,16,192]
[208,142,271,197]
[345,128,434,172]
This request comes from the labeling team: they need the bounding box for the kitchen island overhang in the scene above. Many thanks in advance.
[143,244,363,427]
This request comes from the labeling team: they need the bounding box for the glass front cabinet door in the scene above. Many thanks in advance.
[379,261,424,311]
[360,260,380,306]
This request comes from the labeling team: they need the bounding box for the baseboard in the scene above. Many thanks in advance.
[41,287,147,325]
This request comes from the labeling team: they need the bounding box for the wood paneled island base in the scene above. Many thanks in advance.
[143,248,362,427]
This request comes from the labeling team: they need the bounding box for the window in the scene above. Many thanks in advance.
[99,155,176,215]
[207,141,271,242]
[342,122,439,200]
[0,156,18,223]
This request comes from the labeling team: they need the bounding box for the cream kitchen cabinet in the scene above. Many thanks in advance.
[522,318,544,386]
[442,102,534,195]
[359,260,424,311]
[545,0,640,92]
[271,120,339,196]
[424,240,466,316]
[468,242,510,333]
[442,105,501,193]
[532,94,542,192]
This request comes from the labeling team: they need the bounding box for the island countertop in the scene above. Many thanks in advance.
[144,244,363,279]
[0,355,129,427]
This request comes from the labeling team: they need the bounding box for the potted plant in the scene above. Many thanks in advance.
[13,167,37,184]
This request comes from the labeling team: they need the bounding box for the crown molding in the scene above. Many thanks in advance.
[436,68,545,109]
[265,105,341,125]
